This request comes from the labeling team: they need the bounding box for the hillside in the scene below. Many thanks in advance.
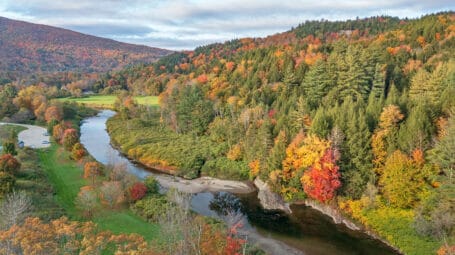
[0,16,171,82]
[98,12,455,255]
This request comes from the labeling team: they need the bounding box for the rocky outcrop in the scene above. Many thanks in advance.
[301,199,360,231]
[254,178,292,214]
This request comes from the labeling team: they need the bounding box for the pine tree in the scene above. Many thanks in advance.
[398,100,435,152]
[371,63,386,99]
[301,60,332,109]
[341,110,373,198]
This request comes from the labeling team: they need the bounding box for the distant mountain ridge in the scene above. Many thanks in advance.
[0,16,172,81]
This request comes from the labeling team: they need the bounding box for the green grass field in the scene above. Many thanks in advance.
[38,144,159,240]
[58,95,159,108]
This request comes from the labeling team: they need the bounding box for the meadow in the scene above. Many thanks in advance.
[58,95,159,108]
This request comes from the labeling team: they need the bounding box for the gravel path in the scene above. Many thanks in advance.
[0,122,50,148]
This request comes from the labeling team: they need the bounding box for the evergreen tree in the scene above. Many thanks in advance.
[398,100,435,152]
[371,63,386,99]
[341,110,373,198]
[302,60,332,109]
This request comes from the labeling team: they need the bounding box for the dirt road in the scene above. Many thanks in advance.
[0,122,50,148]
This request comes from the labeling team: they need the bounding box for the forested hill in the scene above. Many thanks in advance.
[96,12,454,254]
[0,16,171,82]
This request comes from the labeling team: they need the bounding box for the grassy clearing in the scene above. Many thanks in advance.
[37,144,159,240]
[58,95,159,108]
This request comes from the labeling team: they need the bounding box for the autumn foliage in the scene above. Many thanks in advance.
[129,182,148,202]
[62,128,78,151]
[301,149,341,203]
[0,217,151,255]
[44,105,63,123]
[0,154,21,174]
[83,161,102,185]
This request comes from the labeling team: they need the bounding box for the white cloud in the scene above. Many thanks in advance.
[0,0,453,50]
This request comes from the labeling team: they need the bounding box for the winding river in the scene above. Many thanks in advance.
[80,110,398,255]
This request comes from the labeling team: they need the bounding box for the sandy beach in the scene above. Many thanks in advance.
[153,174,256,194]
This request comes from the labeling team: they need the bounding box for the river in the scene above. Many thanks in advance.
[80,110,399,255]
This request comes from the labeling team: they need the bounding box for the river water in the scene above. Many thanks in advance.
[80,110,398,255]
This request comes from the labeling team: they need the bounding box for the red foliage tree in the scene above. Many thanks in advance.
[301,149,341,203]
[0,154,21,175]
[129,182,147,202]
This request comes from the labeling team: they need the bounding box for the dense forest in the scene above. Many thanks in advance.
[0,12,454,255]
[105,13,455,255]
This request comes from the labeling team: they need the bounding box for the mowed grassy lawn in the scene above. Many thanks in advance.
[37,144,159,240]
[58,95,159,108]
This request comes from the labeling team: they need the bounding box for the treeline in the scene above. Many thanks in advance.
[104,12,455,255]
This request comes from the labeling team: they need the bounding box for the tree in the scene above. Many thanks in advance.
[379,150,429,208]
[342,110,373,198]
[100,181,124,208]
[75,187,98,218]
[398,101,435,152]
[144,175,160,194]
[430,115,455,178]
[129,182,148,202]
[0,190,32,228]
[44,105,63,123]
[371,63,386,99]
[2,141,16,156]
[52,123,66,143]
[0,154,21,175]
[83,162,102,185]
[0,172,15,197]
[71,142,86,160]
[301,149,341,202]
[302,59,332,109]
[62,128,78,151]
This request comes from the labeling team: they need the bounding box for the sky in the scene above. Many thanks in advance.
[0,0,453,50]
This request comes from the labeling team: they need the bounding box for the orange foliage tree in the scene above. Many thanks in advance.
[62,128,78,151]
[44,105,63,123]
[83,162,102,185]
[0,154,21,175]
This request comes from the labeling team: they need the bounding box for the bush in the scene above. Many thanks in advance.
[131,195,168,222]
[2,142,17,156]
[0,172,15,197]
[129,182,147,202]
[0,154,21,175]
[71,143,86,160]
[144,176,159,194]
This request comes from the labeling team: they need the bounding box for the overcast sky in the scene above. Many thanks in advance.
[0,1,453,50]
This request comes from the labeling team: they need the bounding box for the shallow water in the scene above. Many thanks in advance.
[80,110,398,255]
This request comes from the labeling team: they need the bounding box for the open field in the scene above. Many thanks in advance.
[58,95,159,108]
[37,144,159,240]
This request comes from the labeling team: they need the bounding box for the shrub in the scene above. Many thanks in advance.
[131,195,168,222]
[2,142,17,156]
[0,154,21,174]
[71,143,86,160]
[0,172,15,197]
[144,176,159,194]
[129,182,148,202]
